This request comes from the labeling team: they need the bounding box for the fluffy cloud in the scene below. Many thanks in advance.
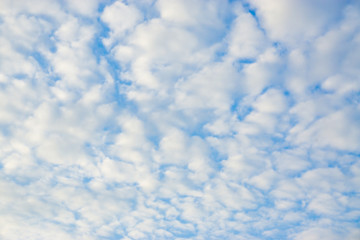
[248,0,347,45]
[0,0,359,239]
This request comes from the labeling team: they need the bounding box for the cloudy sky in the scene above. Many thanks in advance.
[0,0,360,239]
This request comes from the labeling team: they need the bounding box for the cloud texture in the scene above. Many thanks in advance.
[0,0,359,239]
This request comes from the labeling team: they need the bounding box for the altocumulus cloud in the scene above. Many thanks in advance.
[0,0,359,239]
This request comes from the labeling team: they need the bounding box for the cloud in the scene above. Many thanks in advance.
[101,1,142,47]
[293,228,342,240]
[291,107,360,151]
[248,0,347,45]
[0,0,359,239]
[227,5,267,59]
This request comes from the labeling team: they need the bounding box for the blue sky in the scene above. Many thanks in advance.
[0,0,360,239]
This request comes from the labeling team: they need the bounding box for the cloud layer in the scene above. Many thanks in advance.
[0,0,359,239]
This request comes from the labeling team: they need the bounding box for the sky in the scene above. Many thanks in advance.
[0,0,360,239]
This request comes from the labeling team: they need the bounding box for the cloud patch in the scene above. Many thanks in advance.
[0,0,359,239]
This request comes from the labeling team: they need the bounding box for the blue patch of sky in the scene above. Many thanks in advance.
[306,211,323,221]
[189,126,213,140]
[208,144,225,167]
[115,84,138,112]
[107,75,137,114]
[345,90,360,105]
[230,97,239,112]
[84,142,100,157]
[309,83,333,95]
[251,191,276,208]
[104,233,126,240]
[353,219,360,228]
[224,1,239,26]
[157,165,177,180]
[204,1,238,60]
[178,110,217,136]
[6,174,33,186]
[155,197,173,206]
[343,192,360,203]
[233,58,256,71]
[190,24,228,48]
[92,19,114,67]
[92,35,109,65]
[168,224,198,239]
[270,134,291,148]
[214,48,227,62]
[238,58,257,65]
[43,24,59,54]
[130,0,159,22]
[31,51,49,70]
[283,89,297,109]
[248,9,257,20]
[47,75,61,86]
[146,133,161,150]
[98,0,115,13]
[346,152,360,159]
[12,73,28,79]
[241,1,268,37]
[273,42,288,55]
[88,15,139,113]
[325,155,352,169]
[72,211,82,221]
[49,39,57,53]
[235,103,253,121]
[82,176,93,185]
[111,81,137,114]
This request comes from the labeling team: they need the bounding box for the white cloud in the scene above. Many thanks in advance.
[156,0,226,29]
[293,228,342,240]
[291,107,360,151]
[248,169,277,190]
[242,48,281,95]
[252,88,287,114]
[174,60,239,112]
[227,6,267,59]
[64,0,100,17]
[0,0,65,21]
[297,167,348,193]
[271,180,304,201]
[273,149,310,174]
[0,0,359,239]
[101,1,142,47]
[307,193,345,216]
[249,0,346,45]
